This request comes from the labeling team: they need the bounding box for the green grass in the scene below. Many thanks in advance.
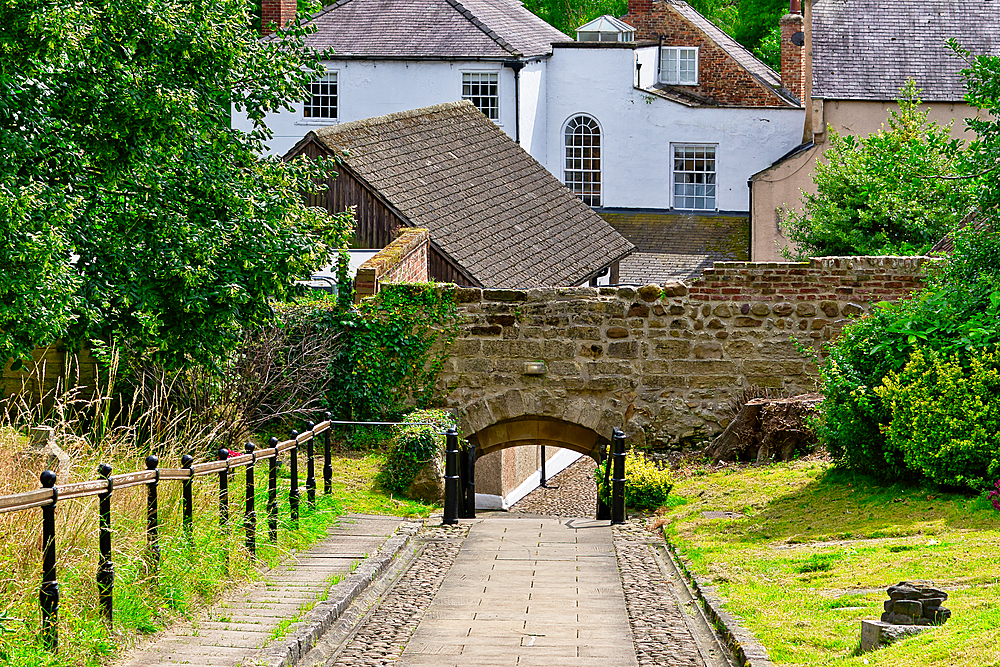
[0,448,433,667]
[661,458,1000,667]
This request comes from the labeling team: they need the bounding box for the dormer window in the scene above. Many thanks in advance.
[660,47,698,85]
[576,15,636,42]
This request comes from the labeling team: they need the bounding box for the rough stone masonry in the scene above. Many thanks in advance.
[431,257,932,449]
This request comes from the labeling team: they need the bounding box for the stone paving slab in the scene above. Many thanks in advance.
[115,514,409,667]
[396,515,639,667]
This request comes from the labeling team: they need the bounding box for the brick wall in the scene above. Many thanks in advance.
[435,256,933,449]
[354,228,430,302]
[622,0,790,107]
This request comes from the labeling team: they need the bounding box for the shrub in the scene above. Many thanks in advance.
[377,409,456,495]
[989,480,1000,511]
[877,348,1000,489]
[596,453,674,511]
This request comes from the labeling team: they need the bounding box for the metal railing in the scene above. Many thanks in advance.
[0,412,345,651]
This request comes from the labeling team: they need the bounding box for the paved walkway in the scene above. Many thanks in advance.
[398,515,639,667]
[118,514,406,667]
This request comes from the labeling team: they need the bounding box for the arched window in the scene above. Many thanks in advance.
[564,115,602,207]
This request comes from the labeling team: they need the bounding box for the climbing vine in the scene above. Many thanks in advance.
[283,284,459,421]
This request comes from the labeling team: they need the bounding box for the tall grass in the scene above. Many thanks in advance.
[0,350,430,667]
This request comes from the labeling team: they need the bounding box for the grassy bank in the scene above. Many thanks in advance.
[0,427,432,667]
[661,457,1000,667]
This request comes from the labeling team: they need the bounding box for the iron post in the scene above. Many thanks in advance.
[218,448,229,534]
[245,442,256,557]
[323,411,333,495]
[540,444,547,488]
[97,464,114,624]
[181,454,194,538]
[267,437,278,543]
[289,430,300,524]
[145,455,160,567]
[443,429,459,525]
[39,470,58,650]
[305,421,316,508]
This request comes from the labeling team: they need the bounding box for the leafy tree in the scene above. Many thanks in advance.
[732,0,786,63]
[522,0,627,36]
[950,40,1000,217]
[781,82,976,258]
[0,0,352,369]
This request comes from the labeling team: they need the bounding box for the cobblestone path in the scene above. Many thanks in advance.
[508,457,597,517]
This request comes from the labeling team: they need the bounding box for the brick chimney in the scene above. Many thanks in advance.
[623,0,658,40]
[780,0,806,104]
[261,0,296,36]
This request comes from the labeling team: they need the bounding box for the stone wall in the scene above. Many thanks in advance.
[354,228,429,302]
[437,257,932,449]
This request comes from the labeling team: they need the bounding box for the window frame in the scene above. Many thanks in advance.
[659,46,699,85]
[671,143,718,212]
[563,114,603,208]
[461,70,502,124]
[300,70,339,124]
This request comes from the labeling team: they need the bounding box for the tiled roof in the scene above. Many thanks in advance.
[812,0,1000,101]
[666,0,783,91]
[301,102,634,288]
[600,209,747,284]
[296,0,569,58]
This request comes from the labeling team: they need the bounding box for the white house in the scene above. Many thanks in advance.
[234,0,808,279]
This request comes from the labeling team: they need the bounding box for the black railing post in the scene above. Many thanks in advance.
[268,437,278,543]
[305,421,316,508]
[39,470,58,650]
[218,448,230,535]
[541,444,547,488]
[465,442,476,519]
[596,444,611,520]
[145,455,160,567]
[245,442,256,558]
[323,411,333,495]
[181,454,194,539]
[458,446,469,519]
[443,429,459,525]
[97,464,114,625]
[611,428,627,525]
[289,430,300,525]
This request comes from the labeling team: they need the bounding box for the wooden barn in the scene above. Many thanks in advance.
[284,101,633,288]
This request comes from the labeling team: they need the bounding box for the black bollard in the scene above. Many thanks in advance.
[611,428,627,525]
[443,429,459,525]
[97,464,114,624]
[289,430,300,524]
[181,454,194,538]
[267,437,279,543]
[305,422,316,508]
[596,444,611,520]
[540,444,547,488]
[39,470,59,650]
[323,412,333,495]
[245,442,256,557]
[146,455,160,567]
[465,442,476,519]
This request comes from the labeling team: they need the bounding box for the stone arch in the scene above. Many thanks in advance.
[457,391,625,460]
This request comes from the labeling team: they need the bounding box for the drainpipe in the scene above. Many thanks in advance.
[747,178,754,261]
[503,59,525,145]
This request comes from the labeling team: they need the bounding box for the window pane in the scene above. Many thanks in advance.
[673,144,716,210]
[565,115,602,207]
[304,73,338,120]
[462,72,499,120]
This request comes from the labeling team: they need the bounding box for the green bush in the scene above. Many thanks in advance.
[877,348,1000,489]
[377,409,456,495]
[818,224,1000,480]
[596,453,674,511]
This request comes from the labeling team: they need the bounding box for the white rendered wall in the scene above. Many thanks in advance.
[232,60,524,157]
[546,46,806,212]
[518,59,548,160]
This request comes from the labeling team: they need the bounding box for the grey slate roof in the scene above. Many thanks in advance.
[812,0,1000,101]
[619,252,717,284]
[297,0,569,58]
[301,101,633,288]
[666,0,784,92]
